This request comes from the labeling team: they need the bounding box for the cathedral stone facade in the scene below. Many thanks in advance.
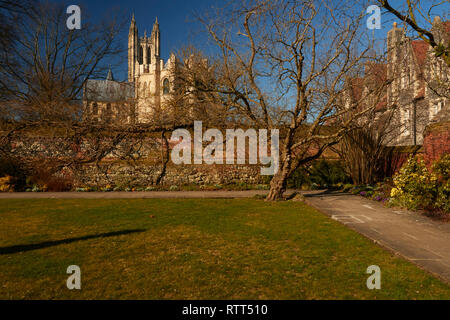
[128,15,178,123]
[84,15,178,124]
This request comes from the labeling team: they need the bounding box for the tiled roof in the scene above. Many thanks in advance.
[443,21,450,40]
[365,62,387,82]
[84,80,135,102]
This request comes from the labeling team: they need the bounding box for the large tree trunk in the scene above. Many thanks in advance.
[266,160,290,201]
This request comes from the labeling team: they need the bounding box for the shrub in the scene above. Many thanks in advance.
[101,184,113,192]
[0,156,27,191]
[389,156,435,210]
[22,160,73,192]
[287,167,309,189]
[32,184,43,192]
[261,175,273,185]
[288,159,351,189]
[436,180,450,212]
[389,155,449,212]
[432,154,449,180]
[342,183,354,192]
[350,184,375,195]
[0,175,14,192]
[433,154,450,212]
[46,176,72,192]
[311,160,351,186]
[28,169,72,192]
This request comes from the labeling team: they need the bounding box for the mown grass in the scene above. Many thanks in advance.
[0,198,448,299]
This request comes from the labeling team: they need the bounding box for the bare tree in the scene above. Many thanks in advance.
[185,0,390,200]
[0,0,35,102]
[0,1,185,189]
[0,1,125,122]
[336,100,398,185]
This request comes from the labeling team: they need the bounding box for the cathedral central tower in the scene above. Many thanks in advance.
[128,15,161,82]
[127,15,177,122]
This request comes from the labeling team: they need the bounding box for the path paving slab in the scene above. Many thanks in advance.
[303,190,450,283]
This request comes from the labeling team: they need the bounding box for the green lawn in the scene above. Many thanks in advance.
[0,198,448,299]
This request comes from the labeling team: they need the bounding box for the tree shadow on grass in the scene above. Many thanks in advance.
[0,229,146,255]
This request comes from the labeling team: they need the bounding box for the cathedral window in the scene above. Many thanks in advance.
[163,78,170,95]
[147,47,151,64]
[139,46,143,64]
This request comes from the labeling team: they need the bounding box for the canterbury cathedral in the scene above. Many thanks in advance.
[83,15,178,124]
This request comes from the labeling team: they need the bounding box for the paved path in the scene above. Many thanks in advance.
[303,190,450,283]
[0,190,274,199]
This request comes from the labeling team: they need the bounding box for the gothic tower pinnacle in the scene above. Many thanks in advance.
[128,14,138,82]
[151,17,160,58]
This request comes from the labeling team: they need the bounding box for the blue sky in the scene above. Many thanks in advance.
[84,0,218,51]
[61,0,221,80]
[53,0,449,81]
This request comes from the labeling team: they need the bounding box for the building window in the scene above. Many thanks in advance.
[163,78,170,95]
[400,107,410,137]
[147,47,151,64]
[430,101,443,119]
[139,46,143,64]
[92,103,98,115]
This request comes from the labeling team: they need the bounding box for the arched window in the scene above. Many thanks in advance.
[163,78,170,95]
[139,46,143,64]
[92,103,98,115]
[147,47,151,64]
